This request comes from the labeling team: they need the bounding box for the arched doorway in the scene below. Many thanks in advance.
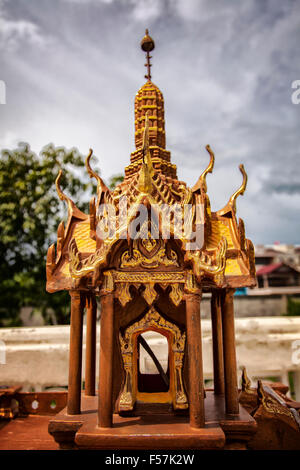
[118,306,188,413]
[138,330,169,393]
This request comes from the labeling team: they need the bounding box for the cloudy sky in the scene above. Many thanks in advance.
[1,0,300,244]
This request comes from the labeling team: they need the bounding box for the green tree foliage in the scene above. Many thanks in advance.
[0,142,99,326]
[286,297,300,316]
[108,174,124,190]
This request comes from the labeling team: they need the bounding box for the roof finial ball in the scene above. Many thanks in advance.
[141,29,155,81]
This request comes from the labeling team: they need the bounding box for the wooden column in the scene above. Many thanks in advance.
[221,288,239,415]
[98,290,114,428]
[185,291,205,428]
[85,293,97,396]
[211,290,225,395]
[67,291,84,415]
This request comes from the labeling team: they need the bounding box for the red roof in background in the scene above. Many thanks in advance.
[256,263,283,276]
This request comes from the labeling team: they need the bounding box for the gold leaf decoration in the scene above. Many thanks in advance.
[142,283,157,305]
[169,283,183,306]
[116,283,132,307]
[121,244,178,269]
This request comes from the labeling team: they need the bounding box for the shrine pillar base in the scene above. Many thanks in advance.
[221,288,239,415]
[211,290,225,396]
[98,290,114,428]
[85,293,97,397]
[67,291,84,415]
[185,291,205,429]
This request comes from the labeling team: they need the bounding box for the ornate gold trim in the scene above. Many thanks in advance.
[184,270,200,294]
[116,283,132,307]
[114,271,186,307]
[185,237,227,285]
[120,245,178,269]
[68,238,112,279]
[169,283,183,306]
[100,271,114,294]
[115,271,185,283]
[257,380,294,420]
[142,283,157,305]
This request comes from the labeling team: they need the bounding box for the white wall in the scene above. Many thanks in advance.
[0,317,300,399]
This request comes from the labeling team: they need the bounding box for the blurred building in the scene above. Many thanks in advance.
[255,244,300,271]
[256,263,300,289]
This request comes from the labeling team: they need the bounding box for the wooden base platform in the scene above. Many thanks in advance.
[75,415,225,450]
[48,392,257,450]
[0,415,59,450]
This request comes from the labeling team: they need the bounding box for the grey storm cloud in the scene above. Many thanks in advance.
[0,0,300,244]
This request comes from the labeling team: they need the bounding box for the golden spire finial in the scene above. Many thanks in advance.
[141,29,155,81]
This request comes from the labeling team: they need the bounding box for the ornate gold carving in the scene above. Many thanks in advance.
[192,144,215,194]
[85,149,110,205]
[142,112,154,177]
[55,170,87,228]
[257,380,295,420]
[138,113,154,193]
[118,332,134,410]
[185,270,200,294]
[138,161,153,194]
[68,238,112,279]
[241,367,255,394]
[229,164,248,213]
[142,283,157,305]
[118,307,188,412]
[185,237,227,285]
[169,283,183,306]
[115,271,185,284]
[101,271,114,294]
[121,244,179,269]
[115,271,186,306]
[142,236,157,252]
[116,283,132,307]
[68,239,81,272]
[218,164,248,216]
[169,183,192,205]
[55,169,73,215]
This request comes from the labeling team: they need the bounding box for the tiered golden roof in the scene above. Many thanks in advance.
[125,80,176,179]
[46,30,256,295]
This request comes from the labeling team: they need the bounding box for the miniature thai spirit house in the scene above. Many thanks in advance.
[47,31,257,448]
